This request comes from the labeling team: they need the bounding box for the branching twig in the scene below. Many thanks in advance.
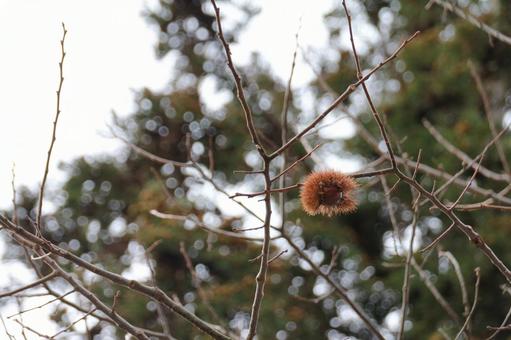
[281,232,385,339]
[0,215,231,340]
[269,29,419,159]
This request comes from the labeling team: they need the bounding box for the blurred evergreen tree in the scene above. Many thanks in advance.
[5,0,511,339]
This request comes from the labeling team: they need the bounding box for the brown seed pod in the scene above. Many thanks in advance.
[300,170,358,217]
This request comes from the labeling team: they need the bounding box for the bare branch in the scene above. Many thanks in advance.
[10,163,17,225]
[468,60,510,174]
[420,223,455,253]
[422,119,508,182]
[0,315,14,340]
[487,303,511,339]
[50,308,97,339]
[150,210,270,242]
[427,0,511,46]
[0,215,231,340]
[210,0,266,157]
[281,232,385,339]
[439,251,470,321]
[342,0,401,171]
[269,30,419,159]
[448,152,485,210]
[36,23,68,235]
[271,144,321,183]
[455,268,481,340]
[180,242,225,326]
[398,195,420,339]
[0,271,57,298]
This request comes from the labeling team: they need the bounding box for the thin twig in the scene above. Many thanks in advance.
[180,242,224,326]
[381,176,400,256]
[150,210,270,242]
[448,152,485,210]
[15,296,28,340]
[397,155,511,205]
[0,215,231,340]
[36,23,68,235]
[8,290,75,319]
[422,119,509,182]
[0,315,14,340]
[144,241,174,339]
[233,169,264,174]
[14,319,49,339]
[234,167,394,199]
[246,157,273,340]
[291,290,335,304]
[342,0,404,171]
[455,268,481,340]
[281,232,385,339]
[229,183,302,199]
[420,223,455,253]
[453,203,511,212]
[278,17,301,235]
[150,167,173,203]
[411,259,461,324]
[439,251,470,324]
[268,249,288,264]
[269,29,419,159]
[40,253,150,340]
[113,129,191,168]
[210,0,266,157]
[398,195,420,339]
[208,134,216,175]
[468,60,510,174]
[10,163,18,225]
[427,0,511,46]
[271,144,321,183]
[0,271,57,298]
[486,303,511,339]
[383,176,460,324]
[49,308,97,339]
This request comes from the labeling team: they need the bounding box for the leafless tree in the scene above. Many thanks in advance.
[2,1,511,339]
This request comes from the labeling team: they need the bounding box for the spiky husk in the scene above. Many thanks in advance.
[300,170,358,217]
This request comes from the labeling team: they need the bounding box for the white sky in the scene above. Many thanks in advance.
[0,0,337,337]
[0,0,336,210]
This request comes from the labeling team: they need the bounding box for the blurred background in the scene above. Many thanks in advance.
[1,0,511,339]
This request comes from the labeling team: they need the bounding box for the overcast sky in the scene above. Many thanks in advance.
[0,0,336,210]
[0,1,334,334]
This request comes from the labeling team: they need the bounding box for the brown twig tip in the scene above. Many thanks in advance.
[300,170,358,217]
